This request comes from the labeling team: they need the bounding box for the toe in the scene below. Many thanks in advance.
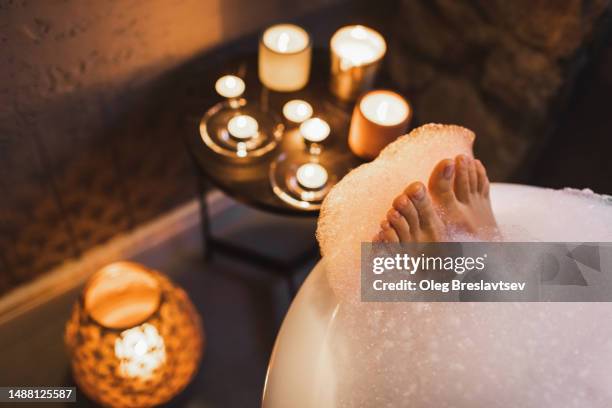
[475,159,490,197]
[380,220,399,243]
[429,158,457,206]
[387,208,412,242]
[393,193,420,236]
[467,157,478,193]
[454,155,471,203]
[406,182,438,231]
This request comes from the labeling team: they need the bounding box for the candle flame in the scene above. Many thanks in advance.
[115,323,166,379]
[297,103,308,117]
[225,76,236,89]
[277,32,290,52]
[376,101,389,121]
[350,25,367,40]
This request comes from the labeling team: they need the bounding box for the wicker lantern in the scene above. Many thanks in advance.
[65,262,204,407]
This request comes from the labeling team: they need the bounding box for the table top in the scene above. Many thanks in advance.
[185,50,364,216]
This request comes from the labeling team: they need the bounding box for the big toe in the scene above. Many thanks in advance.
[429,158,457,207]
[454,154,472,203]
[475,159,490,198]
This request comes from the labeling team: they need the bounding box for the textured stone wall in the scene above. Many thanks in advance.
[0,0,333,292]
[388,0,611,181]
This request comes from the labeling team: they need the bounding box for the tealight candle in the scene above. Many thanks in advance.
[283,99,313,123]
[330,25,387,101]
[227,115,258,139]
[348,90,411,160]
[258,24,312,92]
[215,75,245,98]
[299,117,330,143]
[296,163,328,190]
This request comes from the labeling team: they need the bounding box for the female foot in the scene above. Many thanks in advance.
[373,154,498,243]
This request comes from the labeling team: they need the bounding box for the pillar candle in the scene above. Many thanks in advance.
[330,25,386,101]
[258,24,311,92]
[348,90,411,160]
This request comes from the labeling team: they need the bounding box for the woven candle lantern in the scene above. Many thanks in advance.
[65,262,204,407]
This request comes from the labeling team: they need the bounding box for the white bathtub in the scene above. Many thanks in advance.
[263,183,612,408]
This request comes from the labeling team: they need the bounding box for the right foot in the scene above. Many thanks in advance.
[373,154,499,243]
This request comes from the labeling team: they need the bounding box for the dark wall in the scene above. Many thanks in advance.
[0,0,333,293]
[387,0,612,182]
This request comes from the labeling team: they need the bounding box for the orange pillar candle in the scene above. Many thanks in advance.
[348,90,411,160]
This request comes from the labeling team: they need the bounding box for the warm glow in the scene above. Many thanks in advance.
[115,323,166,379]
[259,24,311,91]
[360,91,409,126]
[84,262,160,330]
[331,25,386,68]
[300,118,330,143]
[296,163,328,190]
[263,24,309,53]
[227,115,258,139]
[215,75,245,98]
[283,100,313,123]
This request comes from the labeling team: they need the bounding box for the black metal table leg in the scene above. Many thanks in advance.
[196,170,213,261]
[195,174,319,298]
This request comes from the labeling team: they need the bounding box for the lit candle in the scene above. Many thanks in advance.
[215,75,245,98]
[330,25,386,101]
[115,323,166,379]
[283,99,313,123]
[258,24,312,92]
[348,90,411,160]
[299,117,330,143]
[296,163,328,190]
[227,115,258,139]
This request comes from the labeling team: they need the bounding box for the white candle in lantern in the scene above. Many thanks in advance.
[299,117,330,143]
[215,75,245,98]
[296,163,328,190]
[259,24,312,92]
[227,115,258,139]
[330,25,387,100]
[115,323,166,379]
[359,91,409,126]
[283,100,313,123]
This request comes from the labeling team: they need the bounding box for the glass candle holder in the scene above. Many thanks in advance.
[200,98,284,160]
[270,155,335,210]
[258,24,312,92]
[330,25,387,101]
[64,262,204,407]
[299,117,330,156]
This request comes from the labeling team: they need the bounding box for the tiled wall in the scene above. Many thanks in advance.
[0,0,335,293]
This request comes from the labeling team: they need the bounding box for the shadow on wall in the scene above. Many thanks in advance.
[0,0,336,292]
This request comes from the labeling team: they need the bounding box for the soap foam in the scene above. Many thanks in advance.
[318,124,474,300]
